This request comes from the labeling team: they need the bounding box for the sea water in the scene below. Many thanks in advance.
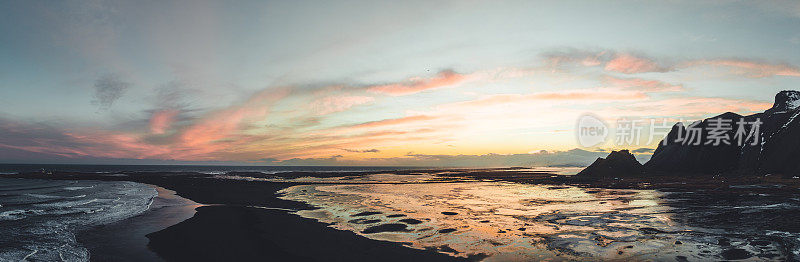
[0,178,157,261]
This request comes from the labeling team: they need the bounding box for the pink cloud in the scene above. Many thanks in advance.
[149,109,180,134]
[179,88,289,151]
[367,70,468,96]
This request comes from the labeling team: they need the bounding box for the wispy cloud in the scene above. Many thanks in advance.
[681,59,800,78]
[603,76,682,92]
[149,109,179,134]
[309,95,374,115]
[367,70,469,96]
[179,88,290,151]
[342,148,380,153]
[543,49,671,74]
[447,88,649,109]
[602,96,772,118]
[604,53,671,74]
[544,48,800,78]
[542,49,674,74]
[348,115,440,129]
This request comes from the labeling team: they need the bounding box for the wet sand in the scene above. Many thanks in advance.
[147,205,465,262]
[77,186,201,261]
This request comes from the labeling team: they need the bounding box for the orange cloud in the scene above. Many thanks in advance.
[149,109,180,134]
[604,53,669,74]
[367,70,468,96]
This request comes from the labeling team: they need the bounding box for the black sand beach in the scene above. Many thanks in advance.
[7,170,472,261]
[147,205,465,262]
[77,186,201,261]
[7,168,800,261]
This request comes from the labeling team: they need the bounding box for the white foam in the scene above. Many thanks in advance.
[0,178,157,261]
[63,185,94,191]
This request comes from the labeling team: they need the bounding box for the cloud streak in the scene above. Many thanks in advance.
[367,70,469,96]
[544,48,800,78]
[682,59,800,78]
[309,95,374,115]
[342,148,380,153]
[604,53,671,74]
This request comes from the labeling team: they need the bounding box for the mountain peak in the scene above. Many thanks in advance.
[641,90,800,177]
[576,150,643,177]
[766,90,800,114]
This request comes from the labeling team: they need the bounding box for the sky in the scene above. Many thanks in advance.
[1,0,799,166]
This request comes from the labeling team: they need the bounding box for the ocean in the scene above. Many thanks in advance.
[0,178,157,261]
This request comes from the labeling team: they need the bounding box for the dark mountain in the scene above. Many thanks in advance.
[578,90,800,178]
[645,90,800,177]
[576,150,643,178]
[736,90,800,176]
[644,112,743,174]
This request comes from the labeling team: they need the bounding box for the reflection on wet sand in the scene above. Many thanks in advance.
[278,174,790,261]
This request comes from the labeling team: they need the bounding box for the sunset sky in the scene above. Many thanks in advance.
[1,0,799,166]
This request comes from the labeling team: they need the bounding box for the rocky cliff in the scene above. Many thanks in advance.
[578,90,800,177]
[576,150,644,178]
[645,90,800,177]
[643,112,743,175]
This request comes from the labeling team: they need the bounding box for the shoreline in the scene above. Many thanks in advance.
[7,168,800,261]
[43,171,465,261]
[77,185,202,261]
